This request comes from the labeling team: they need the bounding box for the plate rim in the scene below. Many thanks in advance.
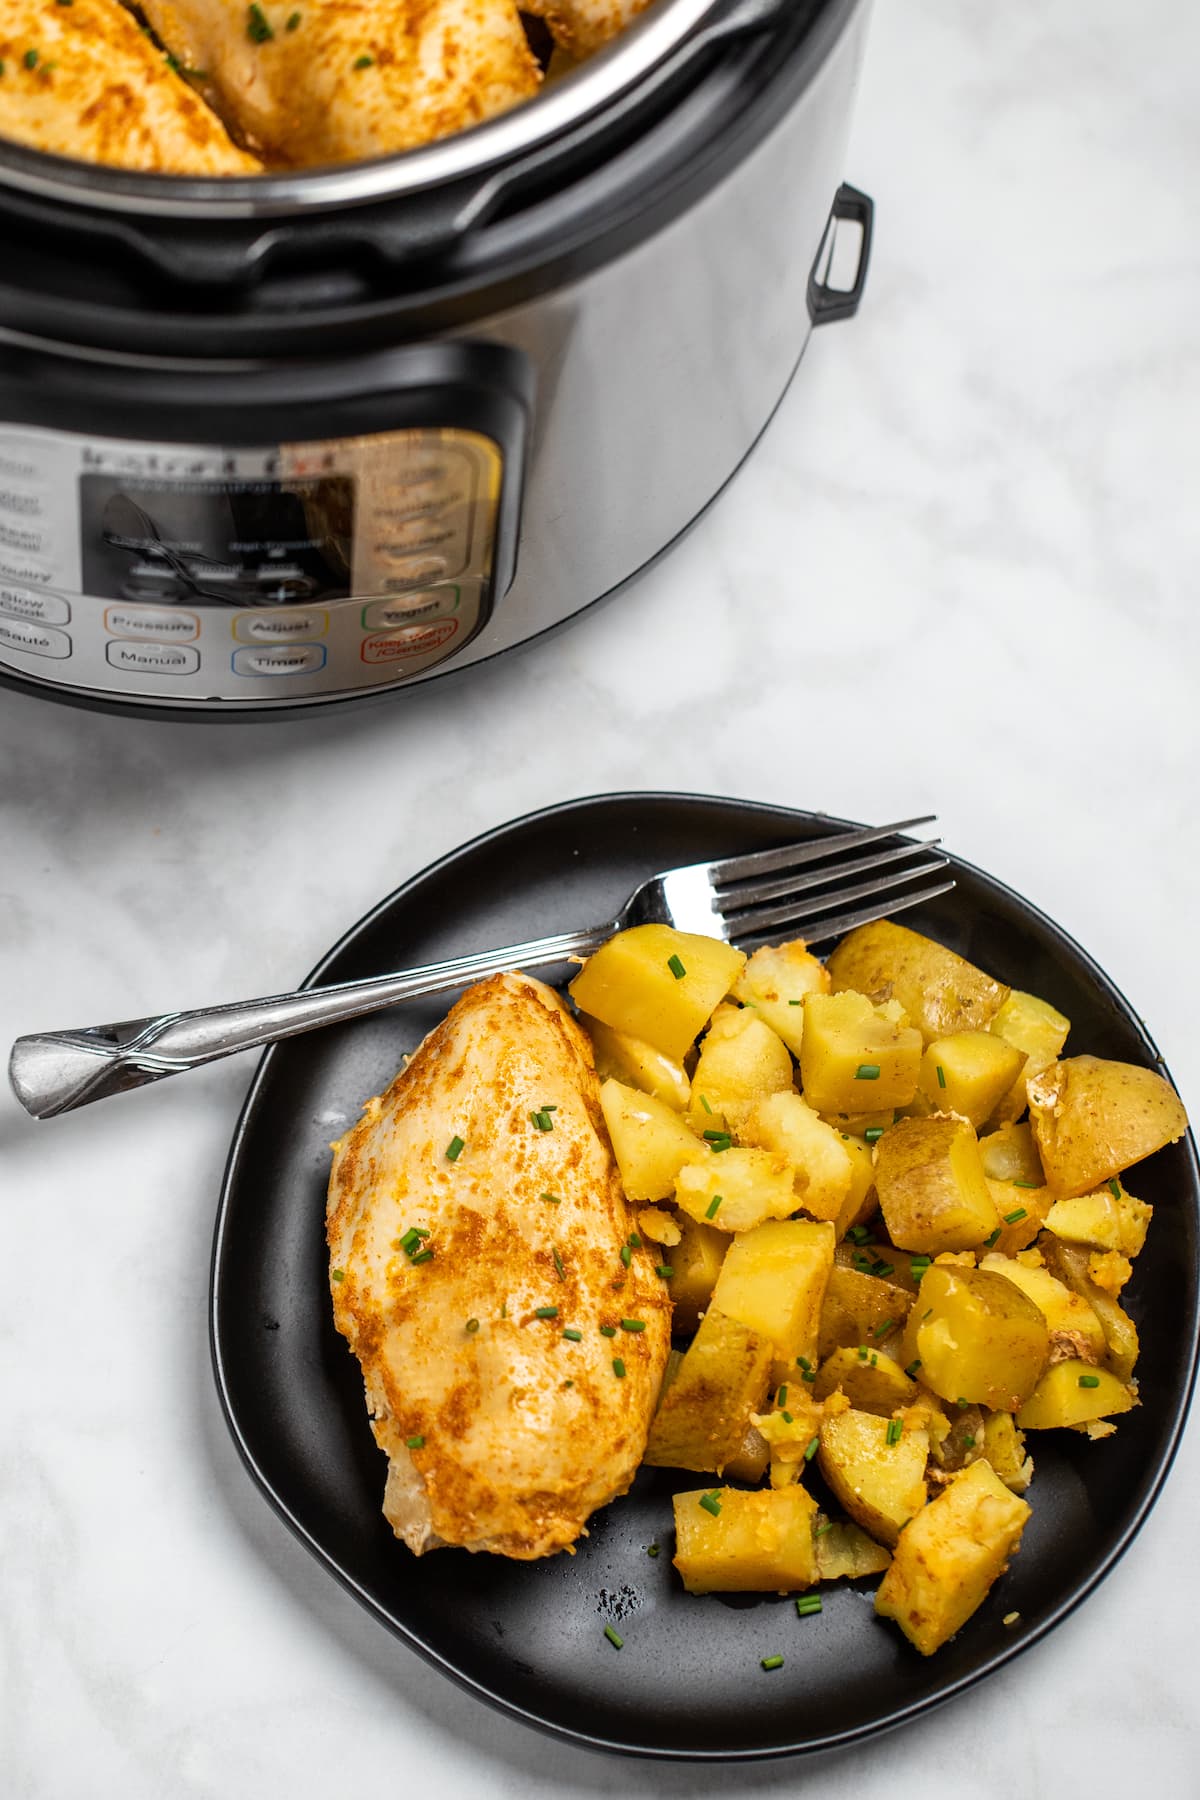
[209,790,1200,1761]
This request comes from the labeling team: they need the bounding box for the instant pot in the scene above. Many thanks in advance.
[0,0,873,716]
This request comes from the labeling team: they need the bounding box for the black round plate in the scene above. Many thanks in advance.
[210,793,1199,1759]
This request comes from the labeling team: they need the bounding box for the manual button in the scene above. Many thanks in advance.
[105,604,200,641]
[106,641,199,676]
[232,643,327,677]
[0,585,70,626]
[0,616,71,659]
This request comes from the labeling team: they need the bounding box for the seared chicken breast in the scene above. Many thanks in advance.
[0,0,260,171]
[138,0,541,165]
[327,972,671,1559]
[522,0,653,59]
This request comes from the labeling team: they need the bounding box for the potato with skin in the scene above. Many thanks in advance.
[978,1253,1106,1361]
[1027,1055,1189,1197]
[817,1408,930,1546]
[917,1033,1025,1129]
[979,1121,1045,1187]
[812,1347,918,1414]
[732,939,829,1057]
[582,1015,690,1111]
[739,1091,854,1225]
[819,1264,914,1359]
[901,1264,1049,1411]
[1016,1360,1134,1431]
[644,1308,773,1472]
[666,1211,728,1333]
[986,989,1071,1125]
[826,920,1010,1044]
[874,1115,1001,1254]
[1040,1238,1140,1381]
[814,1519,892,1581]
[800,991,922,1115]
[874,1459,1031,1655]
[599,1079,704,1201]
[1043,1183,1153,1256]
[675,1147,795,1232]
[672,1484,818,1593]
[570,926,745,1061]
[982,1409,1033,1492]
[711,1219,835,1379]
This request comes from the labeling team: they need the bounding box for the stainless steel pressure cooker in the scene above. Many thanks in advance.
[0,0,873,717]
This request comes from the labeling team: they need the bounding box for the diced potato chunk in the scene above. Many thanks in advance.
[978,1253,1106,1360]
[814,1519,892,1581]
[981,1409,1033,1493]
[1040,1239,1141,1381]
[739,1091,853,1225]
[817,1408,930,1546]
[799,991,922,1115]
[978,1122,1045,1186]
[1028,1055,1189,1197]
[983,1179,1052,1255]
[818,1265,914,1360]
[599,1079,704,1201]
[1016,1360,1134,1431]
[675,1147,795,1233]
[874,1460,1031,1655]
[712,1218,835,1378]
[732,939,829,1056]
[874,1116,1000,1254]
[570,926,746,1061]
[812,1347,918,1414]
[689,1014,794,1131]
[582,1014,691,1111]
[986,989,1071,1124]
[918,1033,1025,1129]
[644,1308,773,1472]
[666,1211,728,1333]
[636,1207,681,1247]
[902,1264,1049,1411]
[723,1423,771,1484]
[826,920,1010,1044]
[672,1485,818,1593]
[839,1134,878,1236]
[1043,1184,1153,1256]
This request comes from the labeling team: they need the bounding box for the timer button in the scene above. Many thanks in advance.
[232,644,327,677]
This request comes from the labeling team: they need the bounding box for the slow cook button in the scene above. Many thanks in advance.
[105,640,199,677]
[233,609,328,644]
[0,585,71,626]
[0,616,71,659]
[362,589,458,630]
[105,604,200,641]
[232,643,327,677]
[361,619,459,664]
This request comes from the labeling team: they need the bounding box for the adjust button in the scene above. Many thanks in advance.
[232,643,327,678]
[105,641,199,677]
[362,589,458,630]
[0,585,71,626]
[105,604,200,641]
[0,616,71,659]
[233,609,328,644]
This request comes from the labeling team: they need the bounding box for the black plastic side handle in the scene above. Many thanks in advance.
[807,182,874,326]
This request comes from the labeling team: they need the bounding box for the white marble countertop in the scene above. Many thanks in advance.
[4,0,1199,1792]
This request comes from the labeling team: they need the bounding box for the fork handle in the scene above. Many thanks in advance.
[8,924,613,1120]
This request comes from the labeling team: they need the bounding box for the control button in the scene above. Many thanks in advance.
[0,585,70,626]
[232,643,327,678]
[105,640,199,677]
[233,609,328,644]
[362,590,458,630]
[361,619,459,664]
[105,604,200,641]
[377,555,448,590]
[0,616,71,659]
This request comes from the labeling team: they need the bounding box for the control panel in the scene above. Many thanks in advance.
[0,423,506,706]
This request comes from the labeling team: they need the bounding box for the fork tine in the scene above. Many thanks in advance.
[716,837,942,913]
[721,858,951,939]
[732,877,957,948]
[708,816,937,886]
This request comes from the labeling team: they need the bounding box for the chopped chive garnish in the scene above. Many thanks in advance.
[864,1127,884,1143]
[246,3,273,41]
[399,1228,421,1254]
[905,1359,921,1377]
[531,1109,554,1131]
[804,1435,820,1462]
[620,1245,632,1268]
[870,1354,877,1366]
[699,1491,722,1517]
[781,1410,794,1424]
[847,1226,872,1244]
[963,1434,976,1448]
[1012,1179,1037,1189]
[935,1064,947,1089]
[604,1625,623,1649]
[1003,1208,1028,1224]
[465,1318,480,1333]
[612,1357,626,1378]
[540,1192,561,1205]
[285,7,301,23]
[983,1228,1001,1249]
[1108,1178,1122,1199]
[600,1324,617,1337]
[1078,1374,1101,1388]
[406,1434,424,1449]
[854,1255,874,1273]
[923,1308,933,1320]
[796,1595,822,1616]
[647,1543,660,1557]
[562,1379,574,1388]
[699,1094,713,1114]
[445,1135,465,1161]
[777,1385,788,1406]
[331,1268,345,1281]
[353,52,374,66]
[858,1346,868,1360]
[910,1256,932,1276]
[562,1327,582,1341]
[796,1356,812,1372]
[705,1195,723,1220]
[814,1520,834,1536]
[871,1260,895,1279]
[855,1064,881,1081]
[628,1232,642,1249]
[957,1397,969,1407]
[703,1129,732,1149]
[656,1264,674,1279]
[534,1305,559,1319]
[501,1302,507,1318]
[410,1249,435,1265]
[873,1318,894,1338]
[620,1318,646,1332]
[800,1369,816,1384]
[761,1655,784,1672]
[886,1419,903,1445]
[788,998,802,1005]
[23,47,38,67]
[667,953,687,980]
[553,1248,565,1280]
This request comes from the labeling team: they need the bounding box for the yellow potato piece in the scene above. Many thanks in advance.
[814,1519,892,1581]
[570,926,745,1061]
[812,1347,918,1414]
[675,1146,796,1232]
[826,921,1010,1044]
[800,991,922,1115]
[981,1409,1033,1493]
[1043,1184,1153,1256]
[818,1264,914,1359]
[712,1218,835,1378]
[818,1408,930,1546]
[739,1091,854,1225]
[874,1459,1031,1655]
[1027,1055,1188,1197]
[582,1014,691,1111]
[978,1253,1106,1360]
[874,1115,1001,1254]
[986,989,1071,1125]
[599,1079,704,1201]
[1016,1360,1134,1431]
[918,1033,1025,1129]
[644,1308,773,1472]
[672,1484,818,1593]
[732,939,829,1056]
[666,1211,728,1333]
[901,1264,1049,1411]
[688,1013,794,1131]
[978,1121,1045,1186]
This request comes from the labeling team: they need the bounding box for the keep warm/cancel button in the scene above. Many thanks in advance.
[361,618,459,664]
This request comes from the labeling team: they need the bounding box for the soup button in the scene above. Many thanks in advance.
[361,618,459,663]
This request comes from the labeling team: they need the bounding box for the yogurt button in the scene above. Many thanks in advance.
[0,586,71,625]
[362,591,457,630]
[232,643,327,677]
[105,605,200,641]
[105,641,199,676]
[0,616,71,659]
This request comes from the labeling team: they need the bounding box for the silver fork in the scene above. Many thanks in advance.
[8,814,952,1121]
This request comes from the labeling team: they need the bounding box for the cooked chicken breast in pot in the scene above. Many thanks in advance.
[327,971,671,1560]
